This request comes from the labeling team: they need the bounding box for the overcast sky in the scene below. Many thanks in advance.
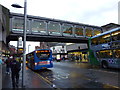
[0,0,119,26]
[1,0,119,53]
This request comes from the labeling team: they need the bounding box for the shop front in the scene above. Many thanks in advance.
[67,49,89,63]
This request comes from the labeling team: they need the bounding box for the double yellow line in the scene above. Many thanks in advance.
[35,72,61,90]
[103,83,120,89]
[34,71,120,89]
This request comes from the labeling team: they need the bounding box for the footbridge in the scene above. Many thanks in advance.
[7,13,102,43]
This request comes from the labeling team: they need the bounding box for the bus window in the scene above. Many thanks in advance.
[99,36,105,44]
[36,51,50,60]
[89,28,120,69]
[91,37,99,45]
[99,34,111,44]
[99,50,113,58]
[112,30,120,41]
[96,51,100,58]
[103,34,111,43]
[113,49,120,59]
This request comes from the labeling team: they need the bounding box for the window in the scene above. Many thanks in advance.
[12,18,23,32]
[98,50,113,58]
[74,26,83,36]
[96,52,100,58]
[94,29,101,36]
[62,24,73,36]
[99,34,111,44]
[111,42,120,48]
[102,34,111,43]
[12,18,29,32]
[36,52,50,60]
[91,37,99,45]
[48,22,61,35]
[113,49,120,59]
[31,20,46,33]
[111,30,120,41]
[85,27,93,37]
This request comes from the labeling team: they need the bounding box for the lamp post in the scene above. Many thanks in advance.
[11,0,27,87]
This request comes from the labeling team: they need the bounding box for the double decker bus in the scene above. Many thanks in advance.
[89,27,120,69]
[26,49,53,70]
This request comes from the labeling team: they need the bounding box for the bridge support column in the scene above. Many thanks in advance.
[83,27,86,37]
[46,21,49,35]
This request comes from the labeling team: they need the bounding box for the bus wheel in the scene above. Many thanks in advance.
[101,61,108,69]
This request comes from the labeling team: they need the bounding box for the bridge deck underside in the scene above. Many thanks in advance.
[7,33,88,43]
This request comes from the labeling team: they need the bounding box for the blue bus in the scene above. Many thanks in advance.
[26,49,53,70]
[89,27,120,69]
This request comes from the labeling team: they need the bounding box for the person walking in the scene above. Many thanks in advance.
[10,56,21,88]
[5,58,11,74]
[0,56,2,90]
[0,57,3,64]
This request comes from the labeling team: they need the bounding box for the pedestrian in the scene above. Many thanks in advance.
[62,57,64,61]
[0,57,3,65]
[5,57,11,74]
[79,54,82,62]
[10,56,21,88]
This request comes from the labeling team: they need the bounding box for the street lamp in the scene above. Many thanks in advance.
[11,0,27,87]
[11,4,23,8]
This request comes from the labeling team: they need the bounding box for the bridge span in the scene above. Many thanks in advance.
[7,13,102,43]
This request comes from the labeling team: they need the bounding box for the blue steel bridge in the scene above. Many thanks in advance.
[7,13,102,43]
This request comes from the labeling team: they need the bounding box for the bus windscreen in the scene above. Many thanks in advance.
[36,50,50,60]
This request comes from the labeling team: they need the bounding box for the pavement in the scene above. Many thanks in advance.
[0,65,2,90]
[2,64,54,90]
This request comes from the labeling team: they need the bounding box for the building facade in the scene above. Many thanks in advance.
[0,4,10,56]
[35,42,50,50]
[101,23,120,32]
[0,4,10,90]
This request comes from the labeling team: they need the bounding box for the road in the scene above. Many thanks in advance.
[35,61,120,89]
